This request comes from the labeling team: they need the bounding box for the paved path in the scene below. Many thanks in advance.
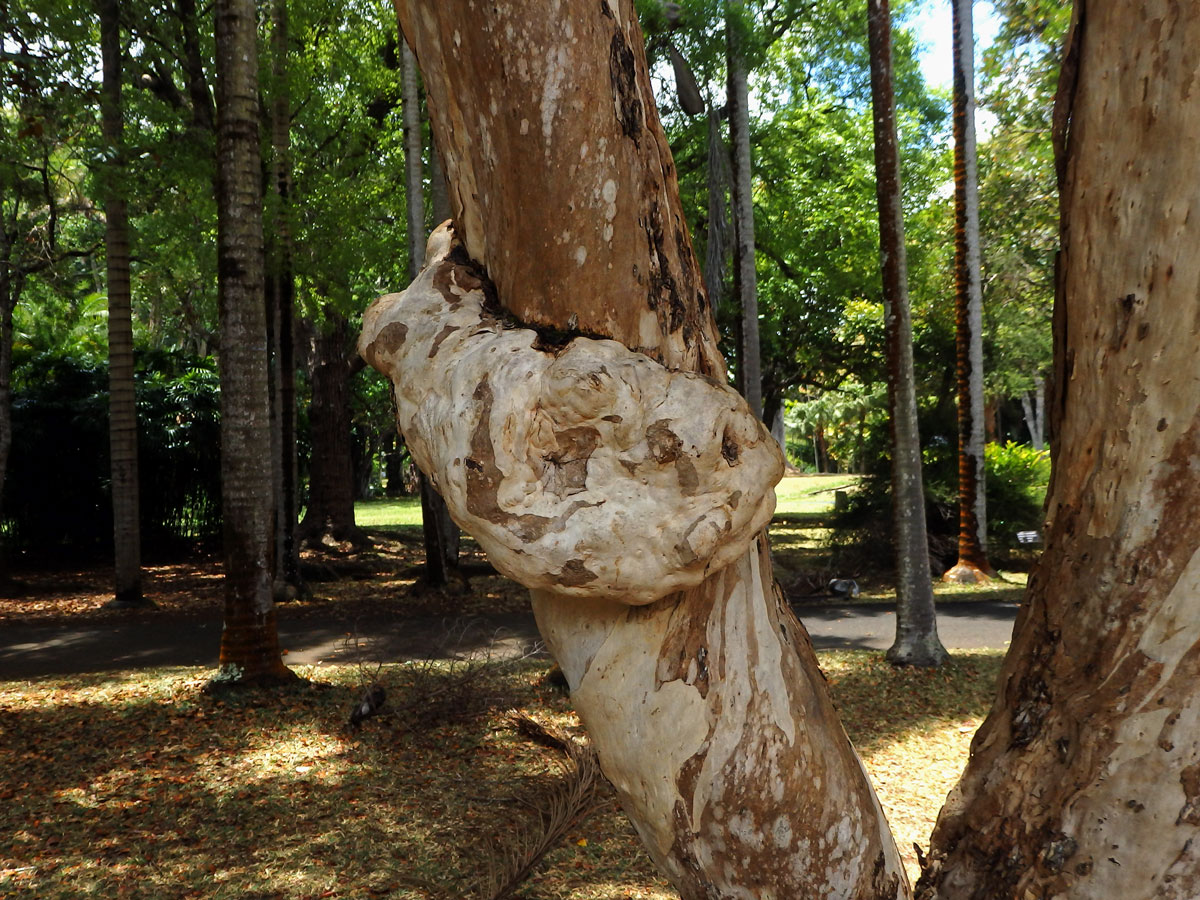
[0,600,1018,680]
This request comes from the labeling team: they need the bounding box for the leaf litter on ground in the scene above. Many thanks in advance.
[1,647,1003,898]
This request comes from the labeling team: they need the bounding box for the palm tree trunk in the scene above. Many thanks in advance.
[944,0,993,584]
[100,0,146,608]
[213,0,293,684]
[866,0,948,668]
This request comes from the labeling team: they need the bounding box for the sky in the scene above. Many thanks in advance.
[908,0,1003,91]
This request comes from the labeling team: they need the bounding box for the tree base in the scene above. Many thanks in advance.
[104,593,157,610]
[941,561,993,584]
[886,638,950,668]
[203,664,302,694]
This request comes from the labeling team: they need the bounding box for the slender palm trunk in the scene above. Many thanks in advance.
[866,0,947,668]
[213,0,293,683]
[100,0,146,608]
[944,0,993,584]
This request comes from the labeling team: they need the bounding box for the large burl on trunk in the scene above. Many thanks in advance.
[363,1,910,896]
[917,4,1200,898]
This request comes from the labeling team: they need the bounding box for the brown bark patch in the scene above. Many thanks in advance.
[542,426,600,497]
[608,29,643,144]
[655,588,717,697]
[428,324,458,358]
[559,558,599,587]
[465,377,552,542]
[646,420,683,463]
[1177,763,1200,825]
[361,321,407,369]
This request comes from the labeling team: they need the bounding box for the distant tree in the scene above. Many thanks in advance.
[212,0,293,683]
[944,0,993,584]
[866,0,947,668]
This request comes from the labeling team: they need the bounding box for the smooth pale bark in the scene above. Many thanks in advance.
[918,4,1200,896]
[99,0,146,607]
[213,0,293,683]
[1020,382,1045,451]
[383,2,909,895]
[867,0,947,669]
[726,8,763,421]
[943,0,992,585]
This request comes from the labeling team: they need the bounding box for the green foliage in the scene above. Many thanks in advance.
[2,350,222,553]
[983,440,1049,548]
[829,434,1050,573]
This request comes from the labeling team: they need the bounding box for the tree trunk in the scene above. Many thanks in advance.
[726,7,763,421]
[398,36,461,582]
[1020,381,1046,451]
[100,0,147,609]
[0,265,13,523]
[918,4,1200,896]
[380,3,909,895]
[213,0,293,684]
[299,315,368,546]
[266,0,305,601]
[867,0,948,669]
[944,0,993,585]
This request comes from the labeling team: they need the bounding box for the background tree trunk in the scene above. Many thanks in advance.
[866,0,947,669]
[99,0,146,608]
[726,6,763,421]
[213,0,292,683]
[944,0,992,584]
[399,38,460,583]
[298,315,367,546]
[392,2,909,895]
[266,0,304,601]
[918,4,1200,896]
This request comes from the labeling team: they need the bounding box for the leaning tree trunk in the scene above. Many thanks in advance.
[100,0,146,608]
[371,3,909,896]
[917,4,1200,897]
[943,0,993,585]
[867,0,947,669]
[212,0,293,683]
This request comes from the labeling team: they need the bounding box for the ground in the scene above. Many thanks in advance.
[0,486,1029,898]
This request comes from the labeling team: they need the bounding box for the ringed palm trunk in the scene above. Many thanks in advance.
[100,0,146,608]
[373,2,910,895]
[943,0,993,584]
[213,0,293,683]
[917,4,1200,896]
[867,0,947,669]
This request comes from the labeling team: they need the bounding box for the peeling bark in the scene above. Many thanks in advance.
[361,226,782,604]
[376,2,910,894]
[919,4,1200,896]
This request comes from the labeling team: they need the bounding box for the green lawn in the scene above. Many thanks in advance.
[355,473,859,529]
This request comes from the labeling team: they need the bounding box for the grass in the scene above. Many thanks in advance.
[355,473,859,531]
[0,650,1004,899]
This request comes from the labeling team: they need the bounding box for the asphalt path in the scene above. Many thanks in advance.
[0,600,1017,680]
